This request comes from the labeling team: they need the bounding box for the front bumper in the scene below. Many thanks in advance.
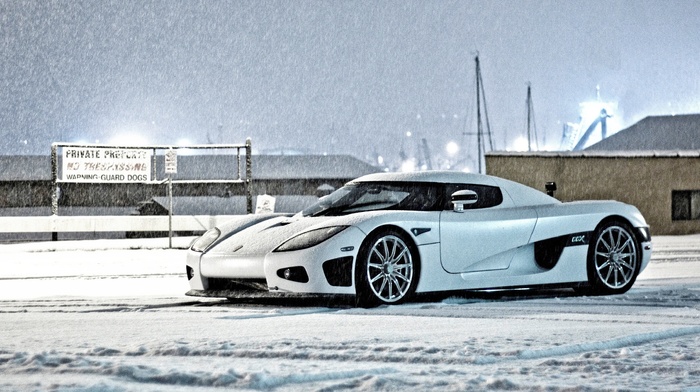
[639,240,653,274]
[264,226,366,295]
[185,226,367,296]
[636,226,653,274]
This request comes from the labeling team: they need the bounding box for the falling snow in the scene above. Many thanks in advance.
[1,1,700,170]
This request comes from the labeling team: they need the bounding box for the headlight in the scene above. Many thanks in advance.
[274,226,348,252]
[191,227,221,252]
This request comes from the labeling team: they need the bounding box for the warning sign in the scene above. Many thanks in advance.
[255,194,276,214]
[61,147,152,183]
[165,149,177,174]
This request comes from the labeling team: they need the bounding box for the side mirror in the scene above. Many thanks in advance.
[451,190,478,212]
[545,182,557,197]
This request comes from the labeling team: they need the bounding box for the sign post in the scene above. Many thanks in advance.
[165,148,178,248]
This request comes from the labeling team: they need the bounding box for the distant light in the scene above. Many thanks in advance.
[377,155,384,165]
[406,131,412,137]
[446,141,459,156]
[400,159,416,172]
[175,139,196,155]
[538,141,559,151]
[579,101,613,123]
[109,132,149,146]
[511,136,529,152]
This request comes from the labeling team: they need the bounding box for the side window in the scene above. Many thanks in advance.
[672,190,700,221]
[444,184,503,210]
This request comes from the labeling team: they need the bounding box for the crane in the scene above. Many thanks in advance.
[572,108,611,150]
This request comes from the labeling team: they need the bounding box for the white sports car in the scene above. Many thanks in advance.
[185,171,652,306]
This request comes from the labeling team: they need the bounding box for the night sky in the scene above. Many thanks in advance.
[1,0,699,171]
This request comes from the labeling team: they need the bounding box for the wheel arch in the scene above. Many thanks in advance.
[362,224,419,250]
[357,224,422,271]
[594,214,632,231]
[594,214,647,244]
[590,215,643,263]
[354,224,422,306]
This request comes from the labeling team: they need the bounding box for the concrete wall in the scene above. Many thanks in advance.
[486,152,700,235]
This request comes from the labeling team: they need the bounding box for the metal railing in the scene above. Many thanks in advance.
[50,138,253,215]
[48,138,253,244]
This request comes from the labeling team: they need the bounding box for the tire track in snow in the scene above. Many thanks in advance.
[651,250,700,263]
[133,326,700,367]
[0,273,184,281]
[476,325,700,364]
[216,307,338,320]
[0,350,397,390]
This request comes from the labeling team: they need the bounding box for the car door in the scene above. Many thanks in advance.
[439,184,537,273]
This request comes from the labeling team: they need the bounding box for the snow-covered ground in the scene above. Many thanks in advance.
[1,236,699,391]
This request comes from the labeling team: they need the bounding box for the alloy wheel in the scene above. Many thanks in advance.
[366,235,414,303]
[593,225,638,289]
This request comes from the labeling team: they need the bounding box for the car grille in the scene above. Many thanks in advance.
[207,278,269,291]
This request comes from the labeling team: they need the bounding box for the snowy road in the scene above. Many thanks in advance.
[1,237,699,391]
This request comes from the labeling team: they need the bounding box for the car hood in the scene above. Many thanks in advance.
[207,214,342,256]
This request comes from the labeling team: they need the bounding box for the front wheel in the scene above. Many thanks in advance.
[587,221,641,295]
[355,229,419,307]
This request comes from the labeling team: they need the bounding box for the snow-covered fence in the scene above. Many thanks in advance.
[0,215,235,234]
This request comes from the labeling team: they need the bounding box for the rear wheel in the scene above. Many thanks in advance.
[355,229,419,307]
[587,221,640,295]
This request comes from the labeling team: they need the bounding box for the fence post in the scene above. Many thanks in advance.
[50,144,59,241]
[245,138,253,214]
[151,148,157,182]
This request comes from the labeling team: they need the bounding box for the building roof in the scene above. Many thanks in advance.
[248,155,379,180]
[585,113,700,151]
[487,150,700,158]
[0,154,380,182]
[160,154,380,181]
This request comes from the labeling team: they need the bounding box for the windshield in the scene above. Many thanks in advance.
[302,182,442,217]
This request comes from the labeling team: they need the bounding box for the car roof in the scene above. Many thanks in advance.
[351,170,499,186]
[351,171,560,207]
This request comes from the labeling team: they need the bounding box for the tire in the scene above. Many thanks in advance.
[586,221,641,295]
[355,229,419,307]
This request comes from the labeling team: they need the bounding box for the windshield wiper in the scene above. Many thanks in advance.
[309,204,347,217]
[319,200,398,216]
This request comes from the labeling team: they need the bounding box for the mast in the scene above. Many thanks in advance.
[462,53,493,174]
[525,83,538,151]
[474,54,493,173]
[475,56,483,173]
